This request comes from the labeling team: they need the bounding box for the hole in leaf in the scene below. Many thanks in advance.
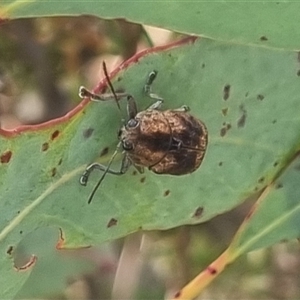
[14,255,37,271]
[56,228,65,249]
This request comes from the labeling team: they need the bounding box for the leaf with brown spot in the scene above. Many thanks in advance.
[1,20,300,298]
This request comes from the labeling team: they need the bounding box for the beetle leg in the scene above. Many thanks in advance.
[147,100,163,110]
[127,96,138,119]
[173,105,190,112]
[79,86,129,102]
[80,154,131,186]
[144,70,164,102]
[80,163,122,186]
[133,164,144,174]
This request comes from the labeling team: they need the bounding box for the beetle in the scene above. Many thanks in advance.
[79,63,208,203]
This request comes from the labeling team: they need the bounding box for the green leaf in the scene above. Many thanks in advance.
[231,153,300,255]
[13,228,94,299]
[1,36,300,297]
[175,152,300,300]
[2,0,300,49]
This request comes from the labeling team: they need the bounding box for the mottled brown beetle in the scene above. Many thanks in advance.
[79,63,208,203]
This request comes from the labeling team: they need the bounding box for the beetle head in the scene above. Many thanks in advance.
[119,117,140,152]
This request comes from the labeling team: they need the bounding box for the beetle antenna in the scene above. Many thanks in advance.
[102,61,121,110]
[87,142,121,204]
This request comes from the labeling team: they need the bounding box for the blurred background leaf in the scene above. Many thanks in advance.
[2,0,300,49]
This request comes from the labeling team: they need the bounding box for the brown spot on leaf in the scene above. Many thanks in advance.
[258,177,265,183]
[140,177,146,183]
[1,150,12,163]
[107,218,118,228]
[132,170,137,176]
[41,142,49,152]
[193,207,204,218]
[260,36,268,41]
[164,190,170,197]
[220,127,226,137]
[257,94,265,101]
[51,168,57,177]
[275,183,283,189]
[221,108,228,116]
[207,266,217,275]
[51,130,60,140]
[237,114,246,128]
[201,63,205,68]
[273,161,279,167]
[174,291,181,298]
[220,122,231,137]
[99,147,109,157]
[6,246,13,255]
[223,84,231,101]
[297,70,300,77]
[272,119,277,124]
[218,161,223,166]
[83,128,94,138]
[237,105,247,128]
[58,158,63,165]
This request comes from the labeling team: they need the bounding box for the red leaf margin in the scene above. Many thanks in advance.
[0,36,197,138]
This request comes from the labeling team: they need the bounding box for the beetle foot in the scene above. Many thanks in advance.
[79,172,89,186]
